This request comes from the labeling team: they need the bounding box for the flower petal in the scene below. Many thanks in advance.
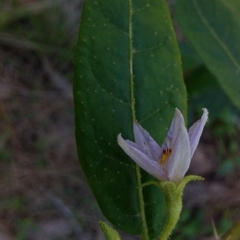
[133,122,162,161]
[117,134,167,180]
[188,108,208,158]
[162,108,185,149]
[164,123,191,183]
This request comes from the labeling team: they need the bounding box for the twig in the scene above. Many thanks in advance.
[41,57,73,100]
[44,191,83,239]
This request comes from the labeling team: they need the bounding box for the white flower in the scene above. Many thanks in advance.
[117,108,208,183]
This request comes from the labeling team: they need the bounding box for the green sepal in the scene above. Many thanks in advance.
[161,175,203,240]
[176,175,204,193]
[142,175,204,240]
[99,221,121,240]
[159,175,203,203]
[142,175,204,192]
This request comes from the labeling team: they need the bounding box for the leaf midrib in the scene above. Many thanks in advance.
[192,0,240,72]
[128,1,149,239]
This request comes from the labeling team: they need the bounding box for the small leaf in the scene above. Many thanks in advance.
[99,221,121,240]
[176,0,240,110]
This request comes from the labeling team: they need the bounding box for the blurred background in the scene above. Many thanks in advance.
[0,0,104,239]
[0,0,240,239]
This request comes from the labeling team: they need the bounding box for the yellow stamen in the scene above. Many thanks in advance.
[160,149,172,165]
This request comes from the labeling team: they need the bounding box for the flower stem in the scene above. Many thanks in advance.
[142,176,203,240]
[159,182,182,240]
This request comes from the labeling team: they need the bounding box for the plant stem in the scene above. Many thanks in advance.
[159,183,182,240]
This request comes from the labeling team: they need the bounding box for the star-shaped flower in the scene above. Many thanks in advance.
[117,108,208,183]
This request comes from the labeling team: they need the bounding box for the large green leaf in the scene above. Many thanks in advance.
[176,0,240,110]
[185,65,240,123]
[74,0,187,238]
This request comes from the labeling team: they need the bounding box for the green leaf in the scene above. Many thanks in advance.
[221,221,240,240]
[185,66,240,123]
[74,0,187,238]
[178,43,202,72]
[176,0,240,110]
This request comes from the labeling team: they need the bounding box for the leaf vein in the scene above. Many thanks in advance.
[132,5,149,14]
[96,82,130,105]
[139,101,168,124]
[88,65,130,105]
[193,0,240,71]
[103,153,134,168]
[91,128,134,168]
[129,0,149,238]
[107,196,141,218]
[133,43,163,54]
